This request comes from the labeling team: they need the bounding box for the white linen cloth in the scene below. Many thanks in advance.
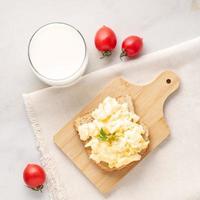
[23,37,200,200]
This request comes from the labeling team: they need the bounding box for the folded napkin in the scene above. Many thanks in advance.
[23,37,200,200]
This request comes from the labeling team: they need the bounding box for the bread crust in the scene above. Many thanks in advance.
[74,95,149,172]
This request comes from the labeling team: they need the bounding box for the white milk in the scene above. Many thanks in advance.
[28,23,87,86]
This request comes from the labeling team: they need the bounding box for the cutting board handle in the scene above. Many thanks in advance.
[136,71,180,117]
[144,71,180,107]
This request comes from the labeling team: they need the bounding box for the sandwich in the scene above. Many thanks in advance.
[75,95,149,171]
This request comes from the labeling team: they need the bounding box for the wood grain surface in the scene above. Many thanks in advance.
[54,71,180,193]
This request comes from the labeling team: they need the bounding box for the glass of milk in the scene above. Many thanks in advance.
[28,22,88,86]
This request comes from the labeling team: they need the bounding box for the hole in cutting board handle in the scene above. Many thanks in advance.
[166,79,171,84]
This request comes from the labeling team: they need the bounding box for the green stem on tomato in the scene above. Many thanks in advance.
[100,50,112,59]
[120,50,127,61]
[27,185,44,192]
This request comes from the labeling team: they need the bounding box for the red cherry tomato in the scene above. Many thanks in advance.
[120,36,143,59]
[95,25,117,58]
[23,164,46,191]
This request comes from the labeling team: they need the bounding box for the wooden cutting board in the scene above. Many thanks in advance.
[54,71,180,193]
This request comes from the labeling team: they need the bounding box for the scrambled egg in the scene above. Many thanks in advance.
[77,96,149,168]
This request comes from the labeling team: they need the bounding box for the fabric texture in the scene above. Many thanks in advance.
[23,37,200,200]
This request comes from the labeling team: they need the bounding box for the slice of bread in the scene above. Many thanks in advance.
[74,95,149,172]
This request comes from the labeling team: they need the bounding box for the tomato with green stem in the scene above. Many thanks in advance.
[120,36,143,59]
[95,26,117,58]
[23,164,46,192]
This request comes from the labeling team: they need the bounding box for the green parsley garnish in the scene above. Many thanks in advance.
[98,128,108,141]
[97,128,118,143]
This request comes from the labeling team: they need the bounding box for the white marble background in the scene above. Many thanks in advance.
[1,0,200,199]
